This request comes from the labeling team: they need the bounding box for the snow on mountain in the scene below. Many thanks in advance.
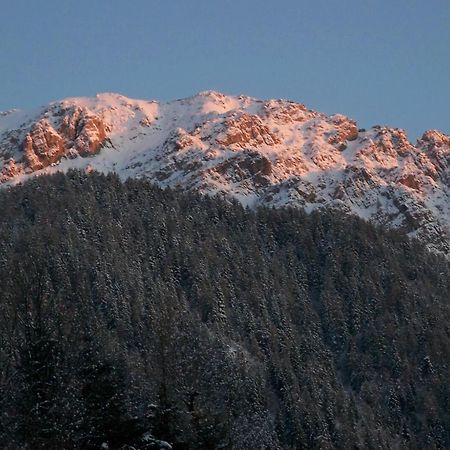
[1,91,450,256]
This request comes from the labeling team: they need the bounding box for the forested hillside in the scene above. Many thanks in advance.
[0,172,449,449]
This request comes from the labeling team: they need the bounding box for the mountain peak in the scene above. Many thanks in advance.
[419,129,450,146]
[196,89,228,98]
[0,92,450,256]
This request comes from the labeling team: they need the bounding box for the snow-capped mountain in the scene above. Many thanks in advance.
[1,91,449,256]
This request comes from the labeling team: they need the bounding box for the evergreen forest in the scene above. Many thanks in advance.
[0,171,449,449]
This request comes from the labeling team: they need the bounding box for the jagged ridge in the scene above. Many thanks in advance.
[1,91,449,255]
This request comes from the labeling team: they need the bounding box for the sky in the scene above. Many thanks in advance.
[1,0,449,140]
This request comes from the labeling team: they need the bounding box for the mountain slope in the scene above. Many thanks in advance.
[1,172,449,449]
[1,91,449,255]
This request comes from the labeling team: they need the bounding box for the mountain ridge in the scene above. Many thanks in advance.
[1,91,449,255]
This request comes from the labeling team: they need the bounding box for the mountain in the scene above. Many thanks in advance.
[1,172,449,449]
[1,91,449,255]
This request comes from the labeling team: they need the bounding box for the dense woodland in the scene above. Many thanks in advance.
[0,171,449,449]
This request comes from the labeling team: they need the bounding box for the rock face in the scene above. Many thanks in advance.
[1,105,109,176]
[1,91,450,256]
[216,114,281,148]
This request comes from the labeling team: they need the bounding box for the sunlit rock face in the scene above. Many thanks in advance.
[25,109,108,170]
[1,91,450,256]
[216,114,281,148]
[1,102,110,179]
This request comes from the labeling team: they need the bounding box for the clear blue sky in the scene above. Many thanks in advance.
[1,0,449,140]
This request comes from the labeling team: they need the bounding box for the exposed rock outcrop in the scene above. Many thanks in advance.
[217,114,281,148]
[21,109,107,171]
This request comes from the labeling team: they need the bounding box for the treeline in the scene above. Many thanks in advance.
[0,171,449,449]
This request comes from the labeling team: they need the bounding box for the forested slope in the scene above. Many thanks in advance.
[0,172,449,449]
